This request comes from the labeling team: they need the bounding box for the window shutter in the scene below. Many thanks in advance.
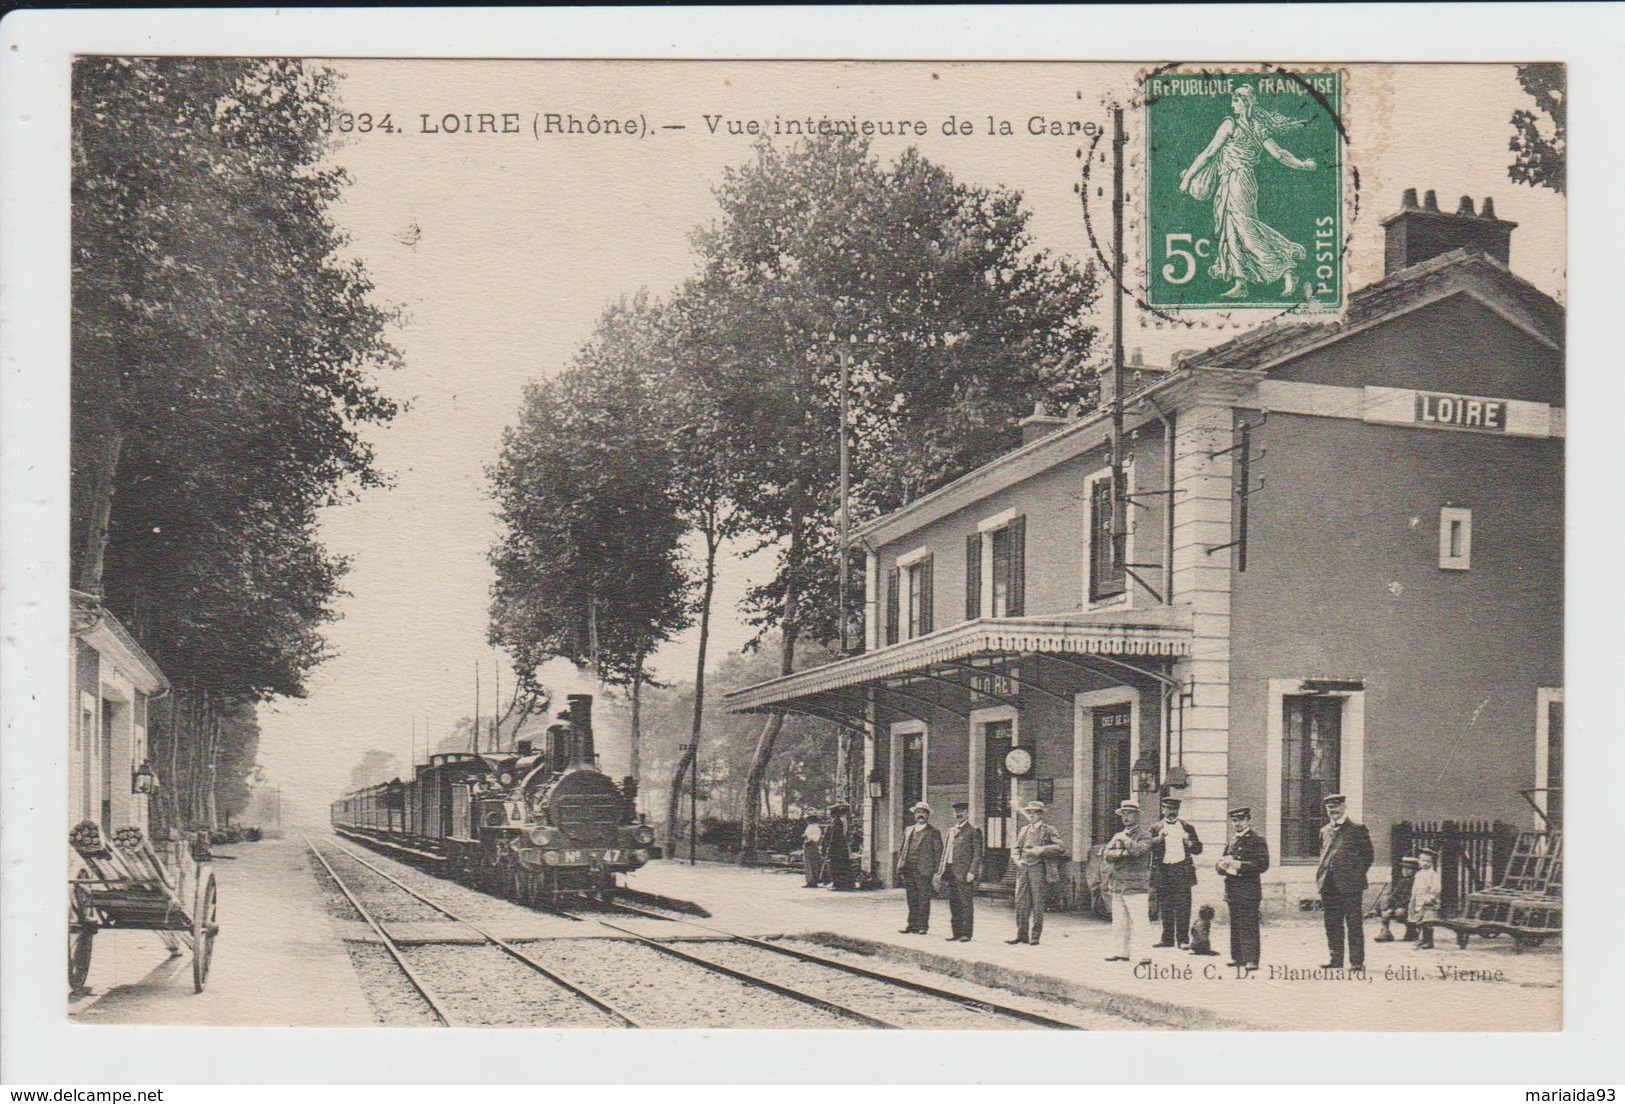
[1008,515,1026,617]
[918,554,934,635]
[886,567,900,646]
[965,533,981,621]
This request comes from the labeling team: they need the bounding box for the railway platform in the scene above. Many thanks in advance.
[69,834,374,1026]
[629,858,1562,1031]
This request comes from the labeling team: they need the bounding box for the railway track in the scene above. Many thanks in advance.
[305,834,637,1027]
[324,831,1089,1029]
[560,901,1087,1030]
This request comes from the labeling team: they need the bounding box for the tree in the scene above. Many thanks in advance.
[345,749,405,794]
[684,134,1099,855]
[488,294,692,781]
[1509,63,1565,194]
[72,57,401,827]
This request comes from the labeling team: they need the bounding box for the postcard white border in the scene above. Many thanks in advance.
[3,3,1619,1086]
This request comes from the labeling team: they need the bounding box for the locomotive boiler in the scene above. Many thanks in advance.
[331,693,660,905]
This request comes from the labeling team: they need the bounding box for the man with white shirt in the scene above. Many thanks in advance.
[894,801,943,934]
[1150,796,1204,949]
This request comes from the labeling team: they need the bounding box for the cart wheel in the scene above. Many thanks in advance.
[192,870,218,993]
[69,925,96,992]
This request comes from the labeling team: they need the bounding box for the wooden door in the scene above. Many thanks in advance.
[1091,705,1132,845]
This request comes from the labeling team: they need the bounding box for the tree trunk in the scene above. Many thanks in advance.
[667,521,719,853]
[75,428,124,595]
[740,548,799,862]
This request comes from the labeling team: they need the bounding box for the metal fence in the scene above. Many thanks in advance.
[1391,819,1519,915]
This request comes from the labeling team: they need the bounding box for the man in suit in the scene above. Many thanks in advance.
[1007,800,1066,946]
[1316,793,1374,970]
[934,800,984,942]
[894,801,943,933]
[1216,806,1270,970]
[1150,795,1204,949]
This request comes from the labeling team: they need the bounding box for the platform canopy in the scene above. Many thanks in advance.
[725,611,1191,733]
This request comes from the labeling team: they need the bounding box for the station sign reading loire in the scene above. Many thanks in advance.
[1414,390,1506,432]
[1361,385,1559,438]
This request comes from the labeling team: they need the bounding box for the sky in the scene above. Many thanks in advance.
[250,61,1564,826]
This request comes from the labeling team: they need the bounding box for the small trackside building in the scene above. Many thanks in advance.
[70,590,170,836]
[726,190,1563,911]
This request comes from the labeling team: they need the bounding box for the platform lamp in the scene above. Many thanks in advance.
[132,760,159,795]
[1130,751,1159,800]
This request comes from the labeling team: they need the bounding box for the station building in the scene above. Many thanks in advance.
[728,190,1564,909]
[70,590,169,834]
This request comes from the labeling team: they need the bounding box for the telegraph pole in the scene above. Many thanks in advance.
[837,343,852,656]
[1110,104,1128,577]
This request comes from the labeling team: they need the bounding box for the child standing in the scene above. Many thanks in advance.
[1411,848,1443,949]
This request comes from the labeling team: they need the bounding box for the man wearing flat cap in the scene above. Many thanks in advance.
[1103,799,1156,962]
[1008,800,1066,946]
[894,801,943,933]
[1150,795,1204,949]
[1316,793,1374,970]
[1216,806,1270,969]
[935,800,984,942]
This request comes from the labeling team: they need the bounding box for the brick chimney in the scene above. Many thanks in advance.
[1381,188,1516,275]
[1017,401,1069,445]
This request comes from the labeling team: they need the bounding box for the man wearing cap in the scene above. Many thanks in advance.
[935,800,984,942]
[801,812,825,888]
[1316,793,1374,970]
[894,801,944,934]
[823,803,857,891]
[1150,796,1204,949]
[1103,800,1156,962]
[1007,800,1066,946]
[1216,807,1270,969]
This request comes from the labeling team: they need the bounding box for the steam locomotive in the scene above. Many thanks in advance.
[330,693,660,905]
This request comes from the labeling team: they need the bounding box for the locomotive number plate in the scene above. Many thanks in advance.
[556,848,624,866]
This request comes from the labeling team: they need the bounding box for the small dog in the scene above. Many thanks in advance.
[1189,904,1219,955]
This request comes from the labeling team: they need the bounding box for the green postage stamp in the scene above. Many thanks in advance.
[1145,70,1344,311]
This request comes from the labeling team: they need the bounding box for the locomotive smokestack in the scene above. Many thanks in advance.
[567,693,596,766]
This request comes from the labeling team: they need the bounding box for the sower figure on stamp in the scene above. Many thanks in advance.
[1007,800,1065,946]
[1216,806,1269,971]
[1316,793,1374,970]
[1103,800,1155,963]
[1178,85,1317,299]
[935,800,984,942]
[1150,795,1203,949]
[894,801,943,934]
[801,813,824,888]
[823,803,857,891]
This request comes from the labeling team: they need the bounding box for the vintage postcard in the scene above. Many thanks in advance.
[6,13,1596,1076]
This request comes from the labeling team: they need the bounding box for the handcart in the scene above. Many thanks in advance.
[69,822,219,993]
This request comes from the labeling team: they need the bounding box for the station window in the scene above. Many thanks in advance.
[970,514,1026,619]
[1089,477,1126,602]
[1280,694,1343,861]
[1439,507,1472,570]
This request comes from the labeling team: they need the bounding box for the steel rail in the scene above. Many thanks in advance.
[302,834,455,1027]
[319,835,640,1028]
[596,901,1087,1030]
[589,918,898,1029]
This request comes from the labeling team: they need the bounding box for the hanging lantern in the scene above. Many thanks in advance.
[132,761,160,795]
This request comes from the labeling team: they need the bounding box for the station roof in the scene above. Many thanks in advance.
[725,609,1190,721]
